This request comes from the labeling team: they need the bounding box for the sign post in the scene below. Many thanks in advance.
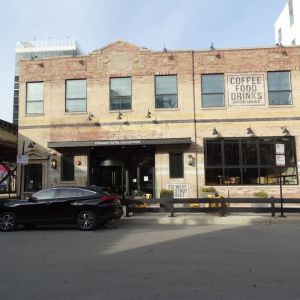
[276,143,286,217]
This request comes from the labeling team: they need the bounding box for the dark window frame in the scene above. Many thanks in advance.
[267,71,292,106]
[61,154,75,181]
[169,152,184,179]
[204,137,298,186]
[155,75,178,109]
[26,81,44,114]
[109,77,132,111]
[65,79,87,113]
[201,73,225,108]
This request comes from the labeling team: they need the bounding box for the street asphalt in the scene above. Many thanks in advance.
[1,213,300,300]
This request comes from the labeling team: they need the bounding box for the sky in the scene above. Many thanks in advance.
[0,0,287,123]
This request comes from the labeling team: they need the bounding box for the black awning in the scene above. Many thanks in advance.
[48,138,192,148]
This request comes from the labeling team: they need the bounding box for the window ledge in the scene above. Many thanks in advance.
[155,108,179,111]
[64,112,87,115]
[201,107,227,110]
[25,113,45,117]
[268,105,294,108]
[109,110,133,113]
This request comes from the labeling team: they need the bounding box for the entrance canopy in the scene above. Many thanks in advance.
[48,138,192,148]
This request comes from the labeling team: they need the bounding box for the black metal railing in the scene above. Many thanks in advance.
[124,197,300,218]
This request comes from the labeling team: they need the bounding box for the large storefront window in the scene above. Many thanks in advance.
[204,137,298,185]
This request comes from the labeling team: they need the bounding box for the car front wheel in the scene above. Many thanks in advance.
[76,211,98,231]
[0,212,18,231]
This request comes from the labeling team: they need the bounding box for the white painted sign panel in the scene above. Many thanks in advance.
[276,143,285,155]
[227,73,266,106]
[276,155,286,166]
[166,183,188,198]
[17,155,29,165]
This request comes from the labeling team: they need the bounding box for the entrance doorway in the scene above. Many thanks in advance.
[90,146,155,197]
[24,164,43,192]
[99,166,124,195]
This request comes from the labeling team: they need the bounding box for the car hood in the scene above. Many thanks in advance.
[0,199,27,207]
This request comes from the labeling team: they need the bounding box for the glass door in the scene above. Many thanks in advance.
[24,164,43,192]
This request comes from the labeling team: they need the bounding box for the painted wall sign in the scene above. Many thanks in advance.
[226,73,266,106]
[166,183,188,198]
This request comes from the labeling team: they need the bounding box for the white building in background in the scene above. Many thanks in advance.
[275,0,300,45]
[13,39,83,124]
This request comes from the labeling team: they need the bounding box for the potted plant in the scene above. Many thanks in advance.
[160,189,174,199]
[201,187,217,198]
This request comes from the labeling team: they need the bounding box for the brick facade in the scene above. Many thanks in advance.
[18,41,300,198]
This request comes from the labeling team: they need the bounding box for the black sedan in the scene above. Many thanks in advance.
[0,186,123,231]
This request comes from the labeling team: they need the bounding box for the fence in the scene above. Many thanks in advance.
[124,197,300,217]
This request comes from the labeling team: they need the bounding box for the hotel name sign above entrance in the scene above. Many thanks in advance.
[226,73,266,106]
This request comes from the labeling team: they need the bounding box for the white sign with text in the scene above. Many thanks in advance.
[227,73,266,106]
[166,183,188,199]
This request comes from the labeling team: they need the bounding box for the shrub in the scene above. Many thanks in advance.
[253,190,268,198]
[160,189,173,197]
[201,187,216,193]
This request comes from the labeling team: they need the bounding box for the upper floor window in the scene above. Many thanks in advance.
[201,74,224,108]
[155,75,178,109]
[110,77,132,110]
[26,82,44,114]
[268,71,292,105]
[65,79,86,112]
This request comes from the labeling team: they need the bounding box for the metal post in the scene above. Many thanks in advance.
[279,167,286,217]
[19,141,25,199]
[220,197,226,217]
[270,196,275,217]
[169,198,174,217]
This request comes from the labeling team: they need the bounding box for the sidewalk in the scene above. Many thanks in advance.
[121,212,300,226]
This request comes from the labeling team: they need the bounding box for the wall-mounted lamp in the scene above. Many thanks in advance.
[94,122,101,127]
[87,112,94,121]
[50,158,57,169]
[187,154,193,166]
[212,128,219,136]
[75,160,81,166]
[281,126,290,135]
[27,141,36,149]
[247,127,254,135]
[146,109,152,118]
[118,111,123,120]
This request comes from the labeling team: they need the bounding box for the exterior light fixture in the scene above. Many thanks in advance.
[146,110,152,118]
[27,141,36,149]
[212,128,219,135]
[87,112,94,121]
[281,126,289,135]
[187,154,193,166]
[94,122,101,126]
[118,111,123,120]
[247,127,254,135]
[50,158,57,169]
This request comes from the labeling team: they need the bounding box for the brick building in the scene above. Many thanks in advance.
[18,41,300,198]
